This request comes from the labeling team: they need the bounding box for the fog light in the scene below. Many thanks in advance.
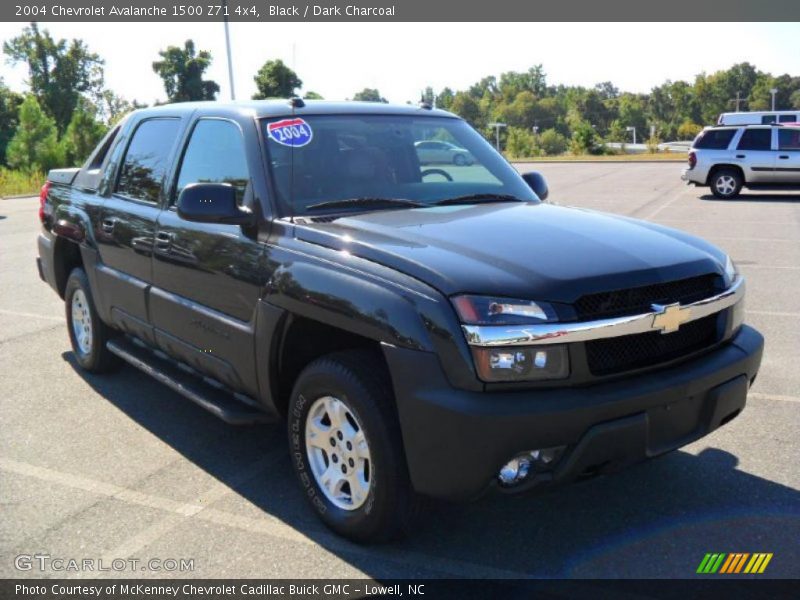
[498,455,531,486]
[530,446,566,468]
[472,345,569,382]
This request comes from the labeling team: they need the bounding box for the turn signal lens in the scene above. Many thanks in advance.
[472,345,569,382]
[39,181,50,223]
[452,295,558,325]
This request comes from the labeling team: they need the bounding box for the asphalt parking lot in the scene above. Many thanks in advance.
[1,162,798,579]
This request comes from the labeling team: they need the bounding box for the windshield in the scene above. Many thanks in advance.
[262,114,537,215]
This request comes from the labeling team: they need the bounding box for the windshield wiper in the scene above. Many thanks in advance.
[306,197,426,211]
[434,193,526,206]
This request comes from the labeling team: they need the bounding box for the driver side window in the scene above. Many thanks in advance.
[175,119,250,205]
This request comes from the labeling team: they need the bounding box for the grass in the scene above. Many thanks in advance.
[509,153,687,162]
[0,168,44,198]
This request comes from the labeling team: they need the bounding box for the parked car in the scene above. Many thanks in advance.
[414,140,474,165]
[717,111,800,126]
[38,100,762,542]
[682,123,800,198]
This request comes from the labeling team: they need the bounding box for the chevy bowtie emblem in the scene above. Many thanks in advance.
[651,302,691,334]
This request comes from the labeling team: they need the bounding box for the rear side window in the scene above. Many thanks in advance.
[778,129,800,151]
[779,115,797,123]
[761,115,777,124]
[116,118,181,203]
[737,129,772,151]
[175,119,250,205]
[694,129,736,150]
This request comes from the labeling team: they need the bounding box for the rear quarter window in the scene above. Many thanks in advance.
[694,129,736,150]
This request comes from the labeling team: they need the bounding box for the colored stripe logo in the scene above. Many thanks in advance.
[696,553,773,574]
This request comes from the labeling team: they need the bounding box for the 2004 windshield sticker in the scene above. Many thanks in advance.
[267,118,313,147]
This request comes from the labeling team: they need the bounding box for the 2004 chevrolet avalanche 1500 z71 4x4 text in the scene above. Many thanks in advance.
[37,100,763,542]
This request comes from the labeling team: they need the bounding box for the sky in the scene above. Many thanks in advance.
[0,22,798,104]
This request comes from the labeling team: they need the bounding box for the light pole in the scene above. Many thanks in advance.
[488,122,507,152]
[222,0,236,100]
[770,88,778,111]
[626,126,637,145]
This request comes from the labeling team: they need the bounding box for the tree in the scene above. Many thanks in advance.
[505,127,539,158]
[436,87,455,111]
[449,92,483,129]
[569,121,598,155]
[99,90,146,126]
[252,59,302,99]
[3,23,104,134]
[7,95,62,172]
[538,129,567,156]
[152,40,219,102]
[352,88,387,103]
[0,79,23,166]
[60,98,107,165]
[676,119,702,141]
[303,91,323,100]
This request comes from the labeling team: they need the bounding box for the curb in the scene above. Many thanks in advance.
[511,159,685,165]
[1,193,38,200]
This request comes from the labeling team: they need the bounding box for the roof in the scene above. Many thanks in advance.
[135,99,459,120]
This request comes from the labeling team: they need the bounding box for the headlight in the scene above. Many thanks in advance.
[452,295,567,381]
[724,255,737,285]
[471,345,570,382]
[452,295,558,325]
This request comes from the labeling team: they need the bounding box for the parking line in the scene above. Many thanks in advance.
[747,310,800,318]
[748,392,800,404]
[0,308,63,321]
[0,457,532,579]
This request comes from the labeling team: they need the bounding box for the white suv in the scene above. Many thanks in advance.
[682,124,800,199]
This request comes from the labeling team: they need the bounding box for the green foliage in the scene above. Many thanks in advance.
[0,80,24,165]
[303,91,324,100]
[450,92,483,129]
[0,167,45,197]
[538,129,568,156]
[7,96,63,172]
[505,127,539,159]
[676,119,703,141]
[152,40,219,102]
[252,59,302,99]
[3,23,105,134]
[646,134,662,154]
[436,87,455,110]
[60,98,107,166]
[352,88,387,103]
[569,121,598,155]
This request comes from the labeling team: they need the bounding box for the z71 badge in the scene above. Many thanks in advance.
[267,118,313,147]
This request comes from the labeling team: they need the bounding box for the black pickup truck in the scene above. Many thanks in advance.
[37,100,763,542]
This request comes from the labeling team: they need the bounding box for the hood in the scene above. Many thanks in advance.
[295,202,727,303]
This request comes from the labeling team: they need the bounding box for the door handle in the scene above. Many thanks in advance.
[101,218,116,234]
[778,155,790,160]
[154,231,174,250]
[736,154,746,159]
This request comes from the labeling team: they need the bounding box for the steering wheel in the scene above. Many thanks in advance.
[421,168,453,182]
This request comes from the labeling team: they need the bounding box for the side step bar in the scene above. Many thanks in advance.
[107,337,273,425]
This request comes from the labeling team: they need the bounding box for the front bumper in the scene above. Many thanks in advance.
[384,325,763,501]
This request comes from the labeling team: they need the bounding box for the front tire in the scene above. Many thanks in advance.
[65,268,120,373]
[710,168,743,199]
[287,350,421,543]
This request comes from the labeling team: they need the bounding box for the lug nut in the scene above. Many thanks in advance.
[332,454,338,463]
[341,465,347,474]
[348,458,354,467]
[346,441,352,451]
[337,431,343,440]
[329,437,336,447]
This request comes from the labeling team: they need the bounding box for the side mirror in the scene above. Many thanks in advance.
[177,183,254,225]
[521,172,549,201]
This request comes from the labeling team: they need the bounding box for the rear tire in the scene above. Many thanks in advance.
[65,268,120,373]
[287,350,421,543]
[710,168,743,199]
[453,153,467,166]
